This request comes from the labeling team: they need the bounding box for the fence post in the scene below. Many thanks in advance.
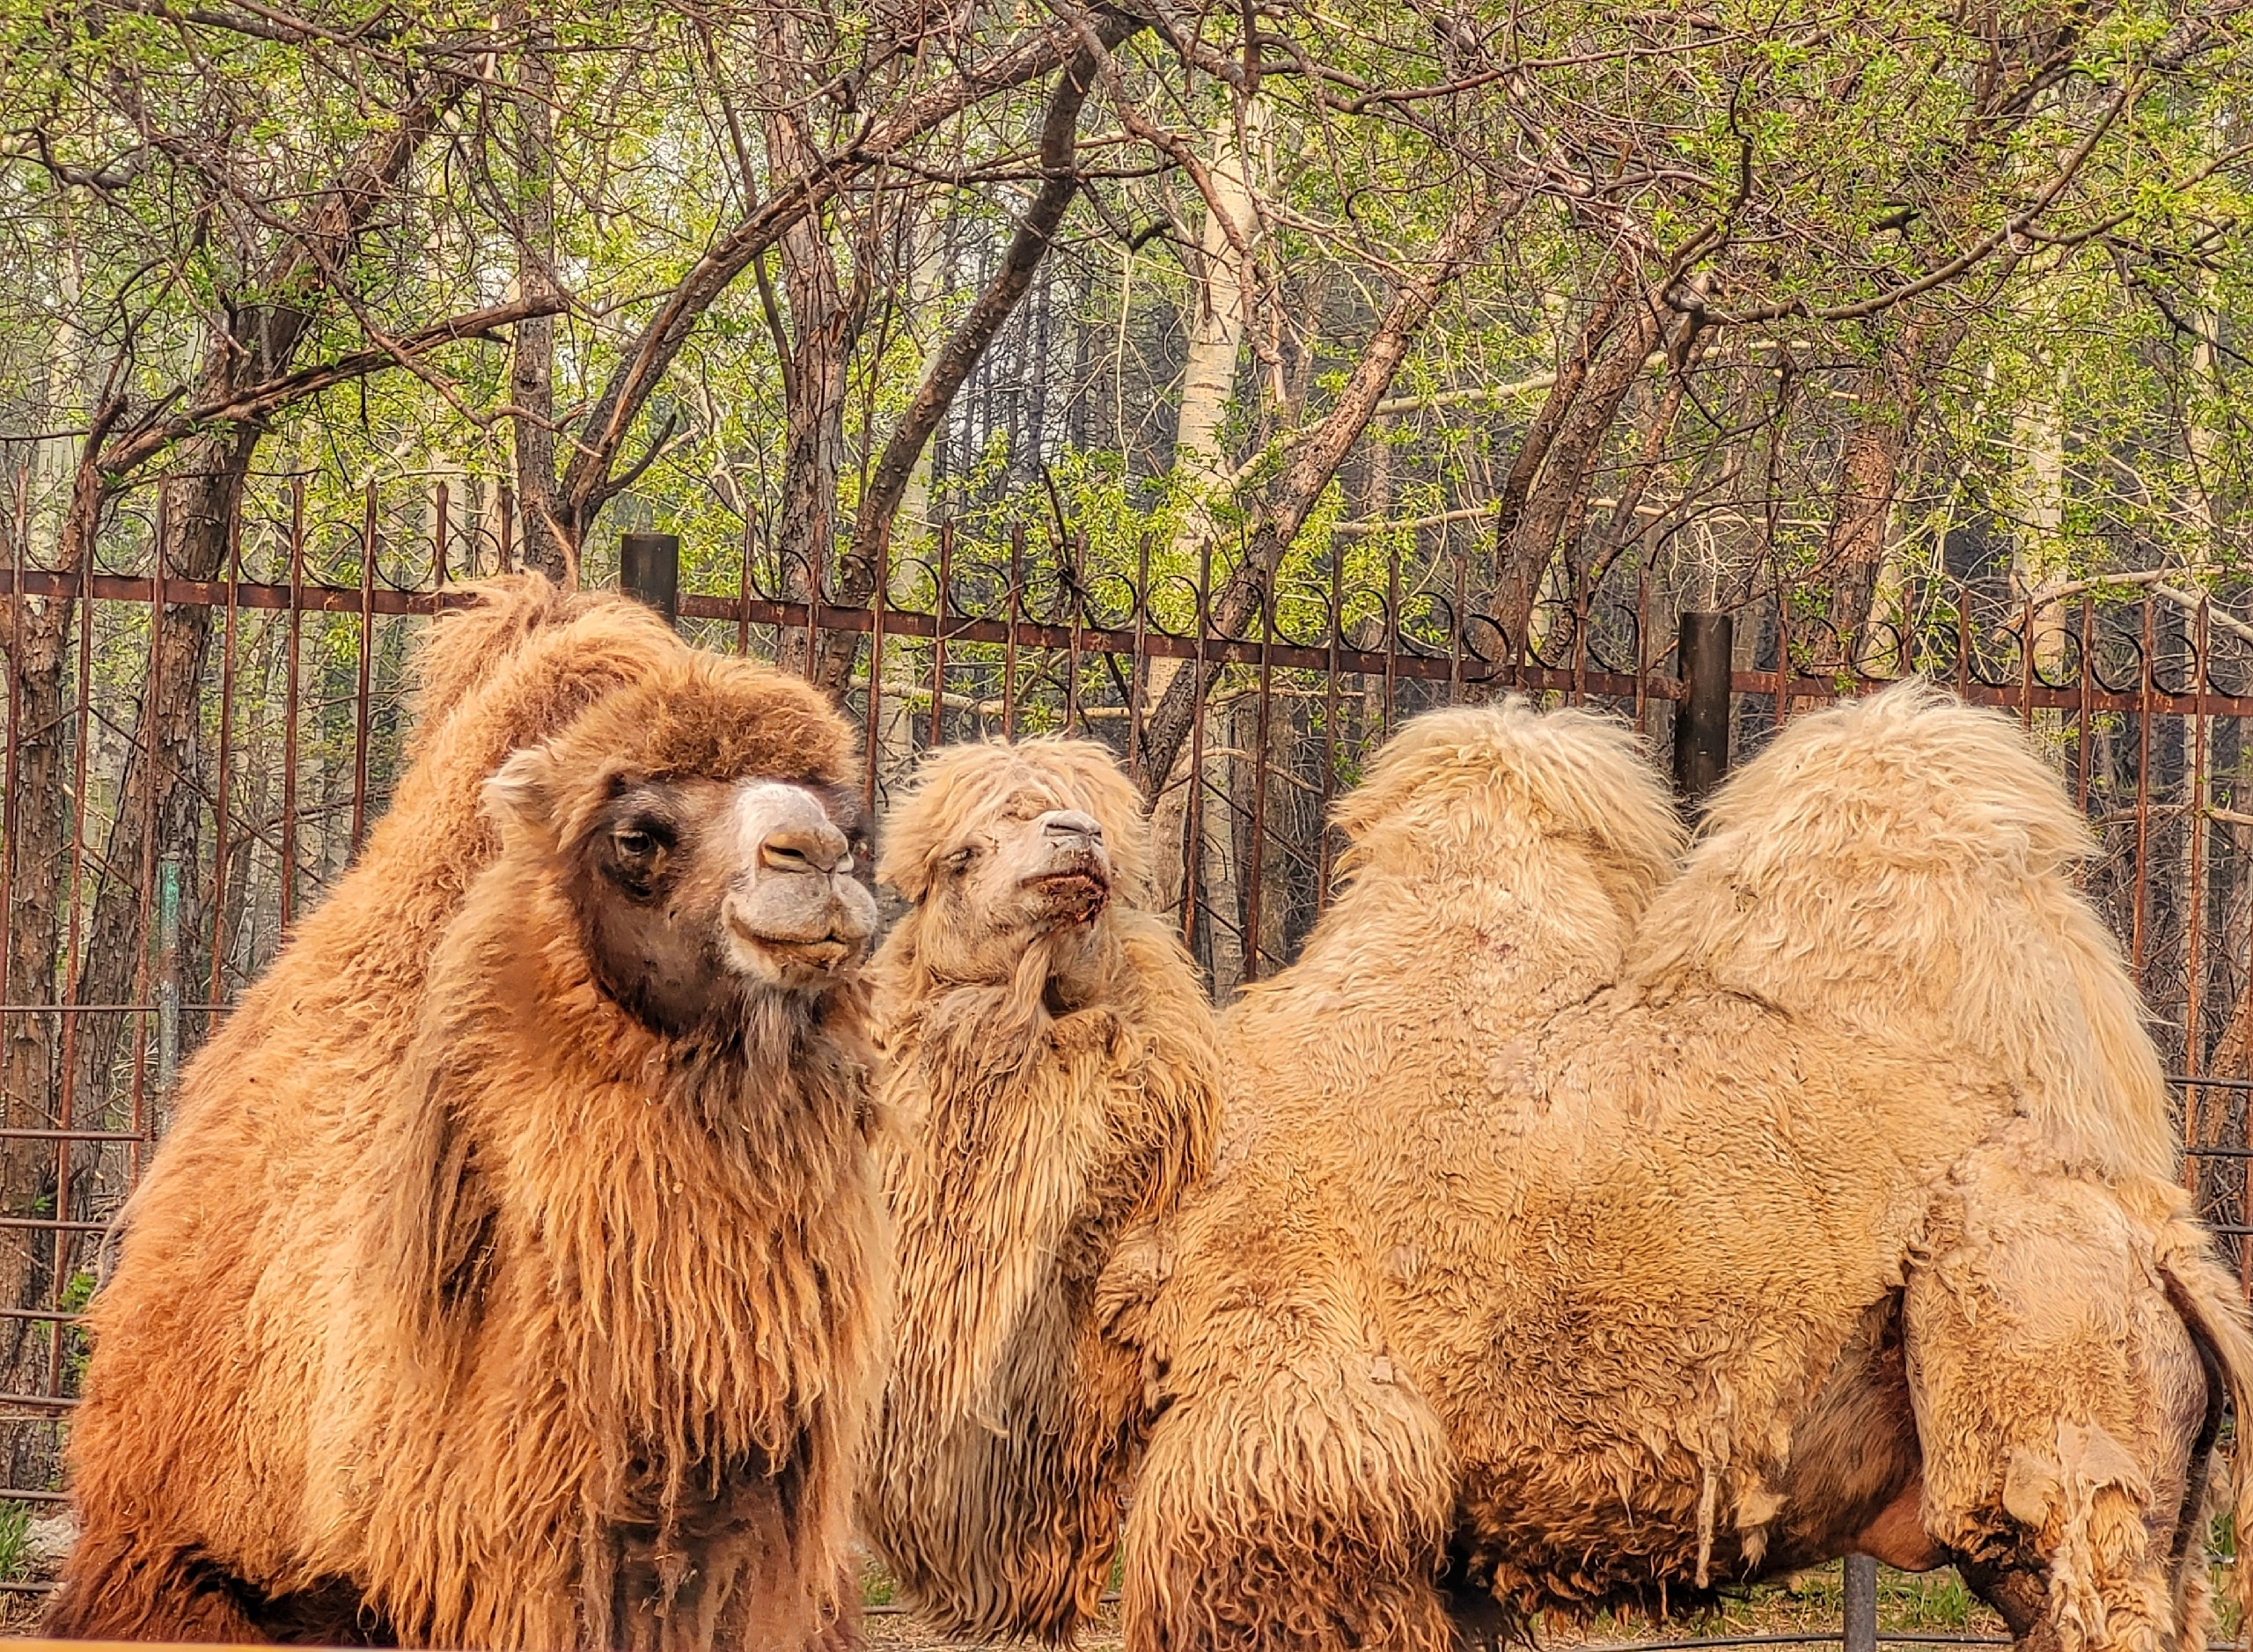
[1673,610,1733,802]
[155,853,181,1127]
[1844,1553,1878,1652]
[621,532,680,628]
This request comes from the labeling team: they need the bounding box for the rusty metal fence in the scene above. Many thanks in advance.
[4,475,2253,1515]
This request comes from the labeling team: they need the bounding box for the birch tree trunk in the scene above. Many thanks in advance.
[1149,101,1264,917]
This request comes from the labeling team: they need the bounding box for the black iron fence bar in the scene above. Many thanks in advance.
[0,1217,114,1235]
[0,1129,156,1144]
[0,1004,230,1013]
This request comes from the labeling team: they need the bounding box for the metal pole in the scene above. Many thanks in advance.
[155,854,181,1130]
[1674,610,1733,802]
[620,532,681,628]
[1844,1553,1879,1652]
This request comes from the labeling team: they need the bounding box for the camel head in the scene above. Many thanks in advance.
[878,738,1149,1004]
[482,651,877,1035]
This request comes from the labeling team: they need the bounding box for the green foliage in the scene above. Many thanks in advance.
[0,1501,28,1583]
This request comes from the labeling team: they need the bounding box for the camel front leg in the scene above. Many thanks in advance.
[1120,1352,1457,1652]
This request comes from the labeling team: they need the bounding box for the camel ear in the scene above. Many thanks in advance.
[885,848,936,905]
[482,743,558,831]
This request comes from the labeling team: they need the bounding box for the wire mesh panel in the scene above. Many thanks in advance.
[3,479,2251,1516]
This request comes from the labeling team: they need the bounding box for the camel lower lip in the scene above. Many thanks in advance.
[1026,871,1109,921]
[1026,870,1107,894]
[730,926,855,971]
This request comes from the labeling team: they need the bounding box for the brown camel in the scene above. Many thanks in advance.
[52,585,886,1652]
[860,738,1224,1641]
[875,687,2253,1652]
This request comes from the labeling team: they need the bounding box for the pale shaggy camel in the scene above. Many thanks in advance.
[878,687,2253,1652]
[861,738,1225,1641]
[53,588,886,1652]
[1134,686,2253,1652]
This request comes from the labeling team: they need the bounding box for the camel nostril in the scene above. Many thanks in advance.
[760,824,847,875]
[1040,810,1104,845]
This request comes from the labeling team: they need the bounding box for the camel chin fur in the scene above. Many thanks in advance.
[1119,680,2253,1652]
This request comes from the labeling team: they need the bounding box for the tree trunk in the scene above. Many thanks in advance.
[2014,351,2068,676]
[1820,321,1926,639]
[1822,271,2015,637]
[760,9,873,676]
[508,14,569,583]
[814,27,1133,693]
[1146,100,1266,908]
[1493,275,1667,659]
[0,402,116,1413]
[61,436,250,1139]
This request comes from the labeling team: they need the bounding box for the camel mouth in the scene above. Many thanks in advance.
[724,918,862,978]
[1024,863,1111,922]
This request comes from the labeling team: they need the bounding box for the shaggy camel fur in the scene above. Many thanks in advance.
[53,586,887,1652]
[861,739,1223,1641]
[1125,685,2253,1652]
[879,688,2253,1652]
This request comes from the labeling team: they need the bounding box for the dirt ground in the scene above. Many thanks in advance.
[859,1563,2012,1651]
[0,1538,2014,1649]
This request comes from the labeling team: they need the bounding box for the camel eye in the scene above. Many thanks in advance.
[944,844,979,875]
[613,826,665,863]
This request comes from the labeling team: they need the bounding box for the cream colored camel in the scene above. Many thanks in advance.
[874,686,2253,1652]
[862,738,1225,1640]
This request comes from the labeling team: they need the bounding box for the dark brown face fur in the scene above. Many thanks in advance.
[564,772,877,1041]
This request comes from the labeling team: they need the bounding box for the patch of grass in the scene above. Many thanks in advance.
[1541,1565,2006,1647]
[60,1267,98,1394]
[0,1500,33,1583]
[861,1558,897,1609]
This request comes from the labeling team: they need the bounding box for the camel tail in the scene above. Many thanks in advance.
[2160,1237,2253,1639]
[1627,679,2175,1184]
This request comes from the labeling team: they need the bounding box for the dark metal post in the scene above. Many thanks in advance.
[1673,610,1733,802]
[621,532,680,628]
[1844,1554,1878,1652]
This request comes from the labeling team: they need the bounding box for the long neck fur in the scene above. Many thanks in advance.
[865,904,1219,1638]
[373,850,885,1632]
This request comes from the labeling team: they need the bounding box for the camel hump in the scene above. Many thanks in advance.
[1332,697,1686,926]
[1628,678,2174,1182]
[408,573,667,748]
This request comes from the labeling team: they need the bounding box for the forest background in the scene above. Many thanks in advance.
[5,0,2253,1076]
